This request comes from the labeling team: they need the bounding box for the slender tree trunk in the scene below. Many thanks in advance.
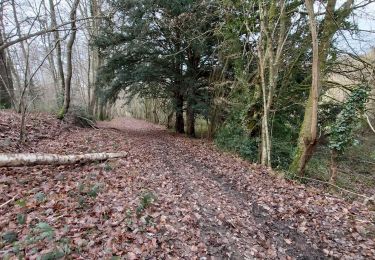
[256,0,287,167]
[49,0,65,101]
[167,111,174,129]
[329,150,338,184]
[11,0,37,105]
[0,4,15,108]
[59,0,80,119]
[186,99,195,137]
[175,92,184,133]
[290,0,353,175]
[0,50,14,109]
[5,49,19,105]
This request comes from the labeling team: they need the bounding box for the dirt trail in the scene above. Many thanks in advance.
[97,117,374,259]
[1,114,374,259]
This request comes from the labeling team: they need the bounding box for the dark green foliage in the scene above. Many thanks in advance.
[213,0,310,169]
[136,191,156,216]
[58,105,96,127]
[78,182,102,198]
[215,124,259,161]
[15,199,27,207]
[40,250,65,260]
[95,0,219,134]
[103,162,113,172]
[35,192,47,203]
[214,86,259,161]
[2,231,18,244]
[17,214,27,225]
[328,87,368,153]
[87,184,101,198]
[32,222,55,241]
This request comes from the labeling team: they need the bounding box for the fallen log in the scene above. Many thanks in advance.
[0,152,127,167]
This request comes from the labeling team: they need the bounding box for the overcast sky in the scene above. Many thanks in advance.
[336,1,375,54]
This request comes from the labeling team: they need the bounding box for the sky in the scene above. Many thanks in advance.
[336,1,375,54]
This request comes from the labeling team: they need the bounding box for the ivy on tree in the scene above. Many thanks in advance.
[328,86,368,183]
[328,87,368,153]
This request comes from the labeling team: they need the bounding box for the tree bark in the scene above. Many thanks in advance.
[49,0,65,99]
[256,0,287,167]
[290,0,354,175]
[11,0,37,104]
[186,99,195,137]
[87,0,102,116]
[0,11,14,109]
[329,150,338,184]
[0,152,127,167]
[59,0,80,119]
[289,0,320,175]
[175,92,184,133]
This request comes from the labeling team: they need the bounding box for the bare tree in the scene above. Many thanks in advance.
[49,0,65,100]
[256,0,289,166]
[11,0,38,108]
[0,2,15,108]
[58,0,80,118]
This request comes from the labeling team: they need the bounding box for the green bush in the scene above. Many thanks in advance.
[215,122,259,162]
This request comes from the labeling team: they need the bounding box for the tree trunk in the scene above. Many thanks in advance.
[329,150,338,184]
[99,100,107,120]
[167,111,174,129]
[49,0,65,101]
[290,0,353,175]
[87,0,102,116]
[175,92,184,133]
[0,152,127,167]
[290,0,319,175]
[256,0,287,167]
[0,23,14,109]
[11,0,37,105]
[186,99,195,137]
[59,0,80,119]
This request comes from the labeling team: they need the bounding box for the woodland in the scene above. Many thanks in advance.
[0,0,375,258]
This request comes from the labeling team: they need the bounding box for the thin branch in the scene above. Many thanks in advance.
[293,175,373,200]
[0,194,19,208]
[365,113,375,134]
[0,16,105,51]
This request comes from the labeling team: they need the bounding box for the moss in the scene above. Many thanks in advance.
[57,108,65,120]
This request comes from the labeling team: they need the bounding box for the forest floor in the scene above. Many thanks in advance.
[0,110,375,259]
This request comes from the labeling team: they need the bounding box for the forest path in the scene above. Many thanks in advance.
[96,117,374,259]
[1,112,374,259]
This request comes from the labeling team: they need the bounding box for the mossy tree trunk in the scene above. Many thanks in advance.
[290,0,354,176]
[58,0,80,119]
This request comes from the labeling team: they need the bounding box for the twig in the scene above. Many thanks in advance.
[0,194,19,208]
[293,175,372,200]
[365,113,375,134]
[76,115,98,129]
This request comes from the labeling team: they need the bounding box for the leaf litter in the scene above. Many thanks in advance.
[0,112,374,259]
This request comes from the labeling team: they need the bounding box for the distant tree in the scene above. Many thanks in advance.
[0,3,14,108]
[95,0,218,135]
